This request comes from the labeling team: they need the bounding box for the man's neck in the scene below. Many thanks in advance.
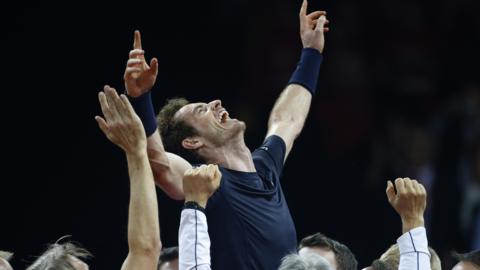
[202,136,256,172]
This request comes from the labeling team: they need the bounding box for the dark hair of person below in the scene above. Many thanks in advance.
[158,246,179,268]
[452,250,480,268]
[298,232,358,270]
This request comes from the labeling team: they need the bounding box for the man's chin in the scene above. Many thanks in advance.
[234,119,246,132]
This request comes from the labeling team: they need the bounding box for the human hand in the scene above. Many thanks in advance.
[95,85,147,155]
[123,30,159,97]
[386,177,427,233]
[183,164,222,208]
[299,0,329,53]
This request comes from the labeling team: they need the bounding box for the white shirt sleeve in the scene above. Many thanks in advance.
[397,227,431,270]
[179,208,211,270]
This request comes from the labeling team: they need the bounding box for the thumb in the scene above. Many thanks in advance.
[149,58,159,76]
[95,116,109,136]
[315,15,327,32]
[386,180,396,203]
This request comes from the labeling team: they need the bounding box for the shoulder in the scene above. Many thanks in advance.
[253,135,287,174]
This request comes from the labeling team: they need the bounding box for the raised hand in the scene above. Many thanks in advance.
[124,30,159,97]
[95,85,147,155]
[299,0,329,53]
[386,177,427,233]
[183,164,222,208]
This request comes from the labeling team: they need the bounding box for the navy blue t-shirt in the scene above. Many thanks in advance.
[205,135,297,270]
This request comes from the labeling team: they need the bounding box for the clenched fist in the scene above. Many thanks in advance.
[183,164,222,208]
[386,177,427,233]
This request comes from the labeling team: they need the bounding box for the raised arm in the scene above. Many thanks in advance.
[123,30,191,200]
[266,0,329,160]
[386,178,431,270]
[95,86,161,270]
[178,164,221,270]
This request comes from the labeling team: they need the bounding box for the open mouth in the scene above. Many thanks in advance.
[218,110,229,124]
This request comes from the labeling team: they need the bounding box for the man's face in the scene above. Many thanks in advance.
[0,258,13,270]
[452,261,479,270]
[67,255,89,270]
[298,246,337,269]
[176,100,245,147]
[159,259,178,270]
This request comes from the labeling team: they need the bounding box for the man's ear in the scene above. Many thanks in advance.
[182,137,204,150]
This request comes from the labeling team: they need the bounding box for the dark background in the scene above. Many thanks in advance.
[2,0,479,269]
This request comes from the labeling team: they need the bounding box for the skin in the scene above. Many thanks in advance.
[0,258,13,270]
[452,261,479,270]
[120,0,330,200]
[68,255,89,270]
[158,259,179,270]
[386,177,427,233]
[298,247,337,269]
[183,164,222,208]
[96,86,161,270]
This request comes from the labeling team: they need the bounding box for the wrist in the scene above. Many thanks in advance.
[303,45,322,54]
[288,48,323,95]
[401,216,424,233]
[183,200,206,212]
[125,147,148,161]
[127,91,158,137]
[184,195,208,208]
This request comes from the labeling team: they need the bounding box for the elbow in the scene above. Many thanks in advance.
[269,112,305,130]
[153,169,185,201]
[129,237,162,258]
[269,117,304,138]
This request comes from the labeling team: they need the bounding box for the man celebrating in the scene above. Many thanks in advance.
[118,1,329,269]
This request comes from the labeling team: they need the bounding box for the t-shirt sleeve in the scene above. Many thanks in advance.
[252,135,287,177]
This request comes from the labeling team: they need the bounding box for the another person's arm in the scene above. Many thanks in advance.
[123,30,191,200]
[178,164,221,270]
[266,0,329,160]
[386,178,431,270]
[95,86,162,270]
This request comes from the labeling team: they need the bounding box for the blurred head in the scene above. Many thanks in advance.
[452,250,480,270]
[378,243,441,270]
[360,259,395,270]
[298,233,358,270]
[279,253,334,270]
[157,98,245,163]
[0,251,13,270]
[157,247,178,270]
[27,239,91,270]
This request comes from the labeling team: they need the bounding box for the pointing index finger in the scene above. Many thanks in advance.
[300,0,307,17]
[133,30,142,50]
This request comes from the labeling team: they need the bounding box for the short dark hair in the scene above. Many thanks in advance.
[157,98,202,163]
[452,250,480,268]
[27,238,91,270]
[298,233,358,270]
[158,246,178,269]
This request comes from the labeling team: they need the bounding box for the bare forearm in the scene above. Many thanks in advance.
[126,152,161,255]
[267,85,312,155]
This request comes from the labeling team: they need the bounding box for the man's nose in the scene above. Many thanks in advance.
[209,99,222,109]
